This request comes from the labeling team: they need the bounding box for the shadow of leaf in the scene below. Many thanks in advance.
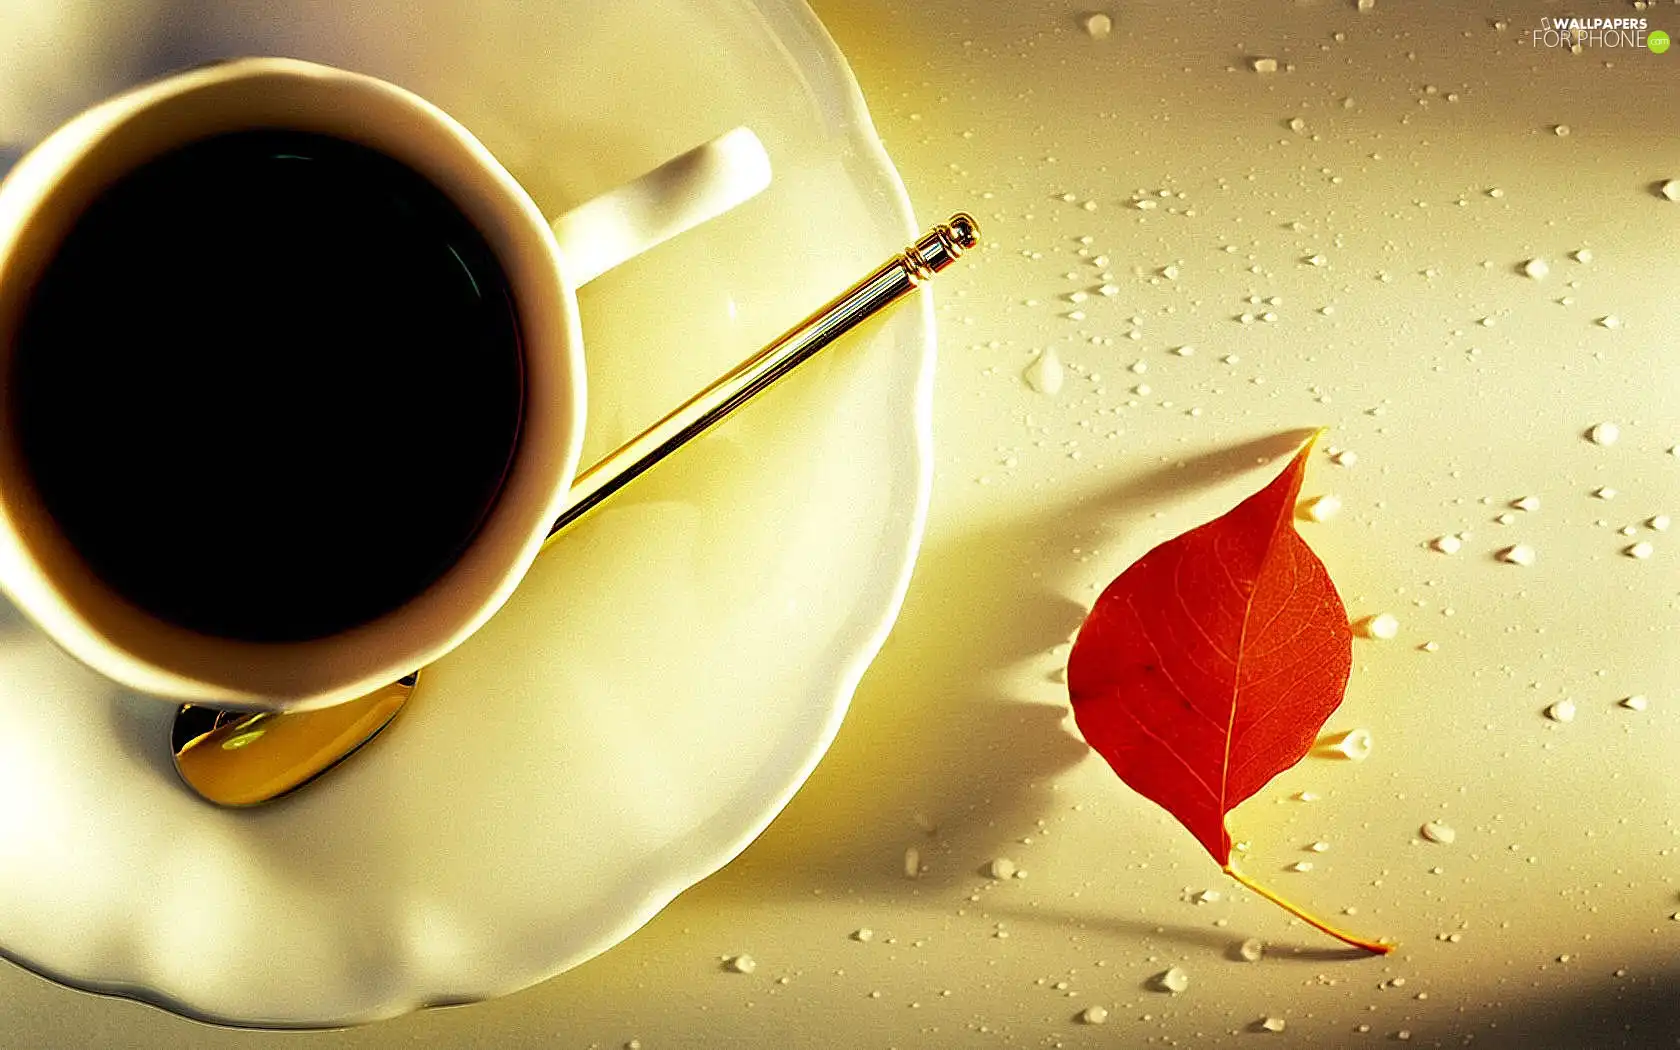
[988,901,1384,965]
[711,524,1092,899]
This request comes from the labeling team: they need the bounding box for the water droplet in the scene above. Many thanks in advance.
[1430,535,1462,554]
[1293,791,1319,802]
[1571,248,1593,263]
[1024,349,1065,395]
[1193,888,1222,904]
[1553,124,1570,137]
[1591,486,1617,500]
[1647,515,1670,531]
[986,857,1017,880]
[1098,283,1119,297]
[1288,860,1314,872]
[1357,0,1376,10]
[1259,1017,1287,1033]
[1620,695,1648,711]
[1239,939,1265,962]
[1304,253,1328,266]
[1488,187,1505,198]
[1323,728,1374,760]
[1300,494,1343,522]
[1546,699,1577,723]
[1331,449,1358,467]
[1498,544,1537,566]
[1354,613,1400,640]
[1585,421,1626,446]
[1079,1005,1110,1025]
[1308,840,1331,853]
[1624,541,1654,560]
[1154,966,1190,993]
[1522,258,1550,280]
[1512,495,1540,512]
[903,846,921,878]
[1082,12,1113,38]
[1661,180,1680,202]
[726,954,757,974]
[1421,820,1456,844]
[1288,117,1307,133]
[1251,57,1279,73]
[1597,315,1622,329]
[1160,264,1181,280]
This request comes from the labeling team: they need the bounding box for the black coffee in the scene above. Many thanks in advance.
[10,130,525,642]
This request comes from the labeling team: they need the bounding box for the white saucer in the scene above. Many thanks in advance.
[0,0,931,1026]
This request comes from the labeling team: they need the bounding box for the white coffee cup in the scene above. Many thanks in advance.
[0,57,770,711]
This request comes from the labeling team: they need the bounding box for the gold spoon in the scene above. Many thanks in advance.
[172,213,979,807]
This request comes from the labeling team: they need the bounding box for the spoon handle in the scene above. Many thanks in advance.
[548,213,979,538]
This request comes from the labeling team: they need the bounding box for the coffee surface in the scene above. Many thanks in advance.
[11,129,525,642]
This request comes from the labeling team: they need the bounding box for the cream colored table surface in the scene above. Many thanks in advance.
[3,1,1677,1046]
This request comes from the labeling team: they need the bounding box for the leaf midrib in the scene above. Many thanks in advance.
[1217,497,1296,820]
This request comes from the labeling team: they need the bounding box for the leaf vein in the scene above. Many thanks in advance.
[1108,700,1221,803]
[1126,596,1231,734]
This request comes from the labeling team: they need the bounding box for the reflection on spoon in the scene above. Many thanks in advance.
[173,213,979,807]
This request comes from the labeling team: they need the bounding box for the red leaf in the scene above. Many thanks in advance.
[1068,437,1351,866]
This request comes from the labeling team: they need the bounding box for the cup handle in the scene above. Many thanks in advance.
[549,127,770,287]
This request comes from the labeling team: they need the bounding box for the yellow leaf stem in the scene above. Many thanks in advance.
[1223,864,1394,955]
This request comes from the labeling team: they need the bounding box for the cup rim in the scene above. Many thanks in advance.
[0,57,586,711]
